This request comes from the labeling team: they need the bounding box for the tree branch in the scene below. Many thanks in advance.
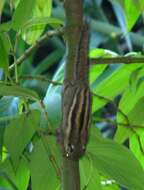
[9,28,64,70]
[19,75,62,85]
[90,56,144,65]
[94,117,144,129]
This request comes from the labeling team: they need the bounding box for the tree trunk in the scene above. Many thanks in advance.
[60,1,86,190]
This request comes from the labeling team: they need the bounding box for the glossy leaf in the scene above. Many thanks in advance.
[124,0,141,31]
[12,0,36,31]
[36,0,52,17]
[29,137,60,190]
[0,21,12,32]
[4,110,40,168]
[80,156,102,190]
[0,97,19,159]
[115,80,144,143]
[0,34,9,75]
[0,158,29,190]
[130,134,144,169]
[89,48,114,84]
[22,0,53,44]
[87,127,144,190]
[23,17,63,31]
[0,0,5,15]
[128,96,144,126]
[92,64,141,112]
[109,0,143,31]
[0,83,40,101]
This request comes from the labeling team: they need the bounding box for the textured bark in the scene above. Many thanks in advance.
[60,0,84,190]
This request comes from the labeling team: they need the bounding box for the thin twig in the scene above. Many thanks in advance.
[93,117,144,129]
[9,28,64,70]
[37,101,62,178]
[92,92,144,153]
[92,92,129,124]
[13,32,20,83]
[19,75,62,85]
[90,56,144,65]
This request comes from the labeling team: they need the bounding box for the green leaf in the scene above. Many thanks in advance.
[90,64,107,85]
[22,0,53,44]
[131,0,144,11]
[23,17,63,31]
[0,0,5,15]
[4,110,40,168]
[29,137,60,190]
[36,0,52,17]
[109,0,143,31]
[89,48,113,84]
[0,34,9,75]
[128,96,144,126]
[0,97,19,159]
[80,156,102,190]
[114,126,131,144]
[12,0,36,31]
[115,80,144,143]
[0,83,40,101]
[92,64,141,112]
[124,0,141,31]
[89,48,118,58]
[0,21,12,32]
[130,134,144,169]
[88,128,144,190]
[0,158,29,190]
[22,17,63,43]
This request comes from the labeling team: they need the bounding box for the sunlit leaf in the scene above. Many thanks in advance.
[115,80,144,143]
[0,158,29,190]
[88,128,144,190]
[92,64,141,112]
[130,134,144,169]
[0,0,5,15]
[12,0,36,31]
[22,0,53,44]
[124,0,141,31]
[23,17,63,31]
[80,156,102,190]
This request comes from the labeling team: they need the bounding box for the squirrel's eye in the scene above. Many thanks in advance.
[66,144,75,157]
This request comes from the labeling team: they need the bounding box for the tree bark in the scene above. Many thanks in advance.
[62,157,80,190]
[61,0,84,190]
